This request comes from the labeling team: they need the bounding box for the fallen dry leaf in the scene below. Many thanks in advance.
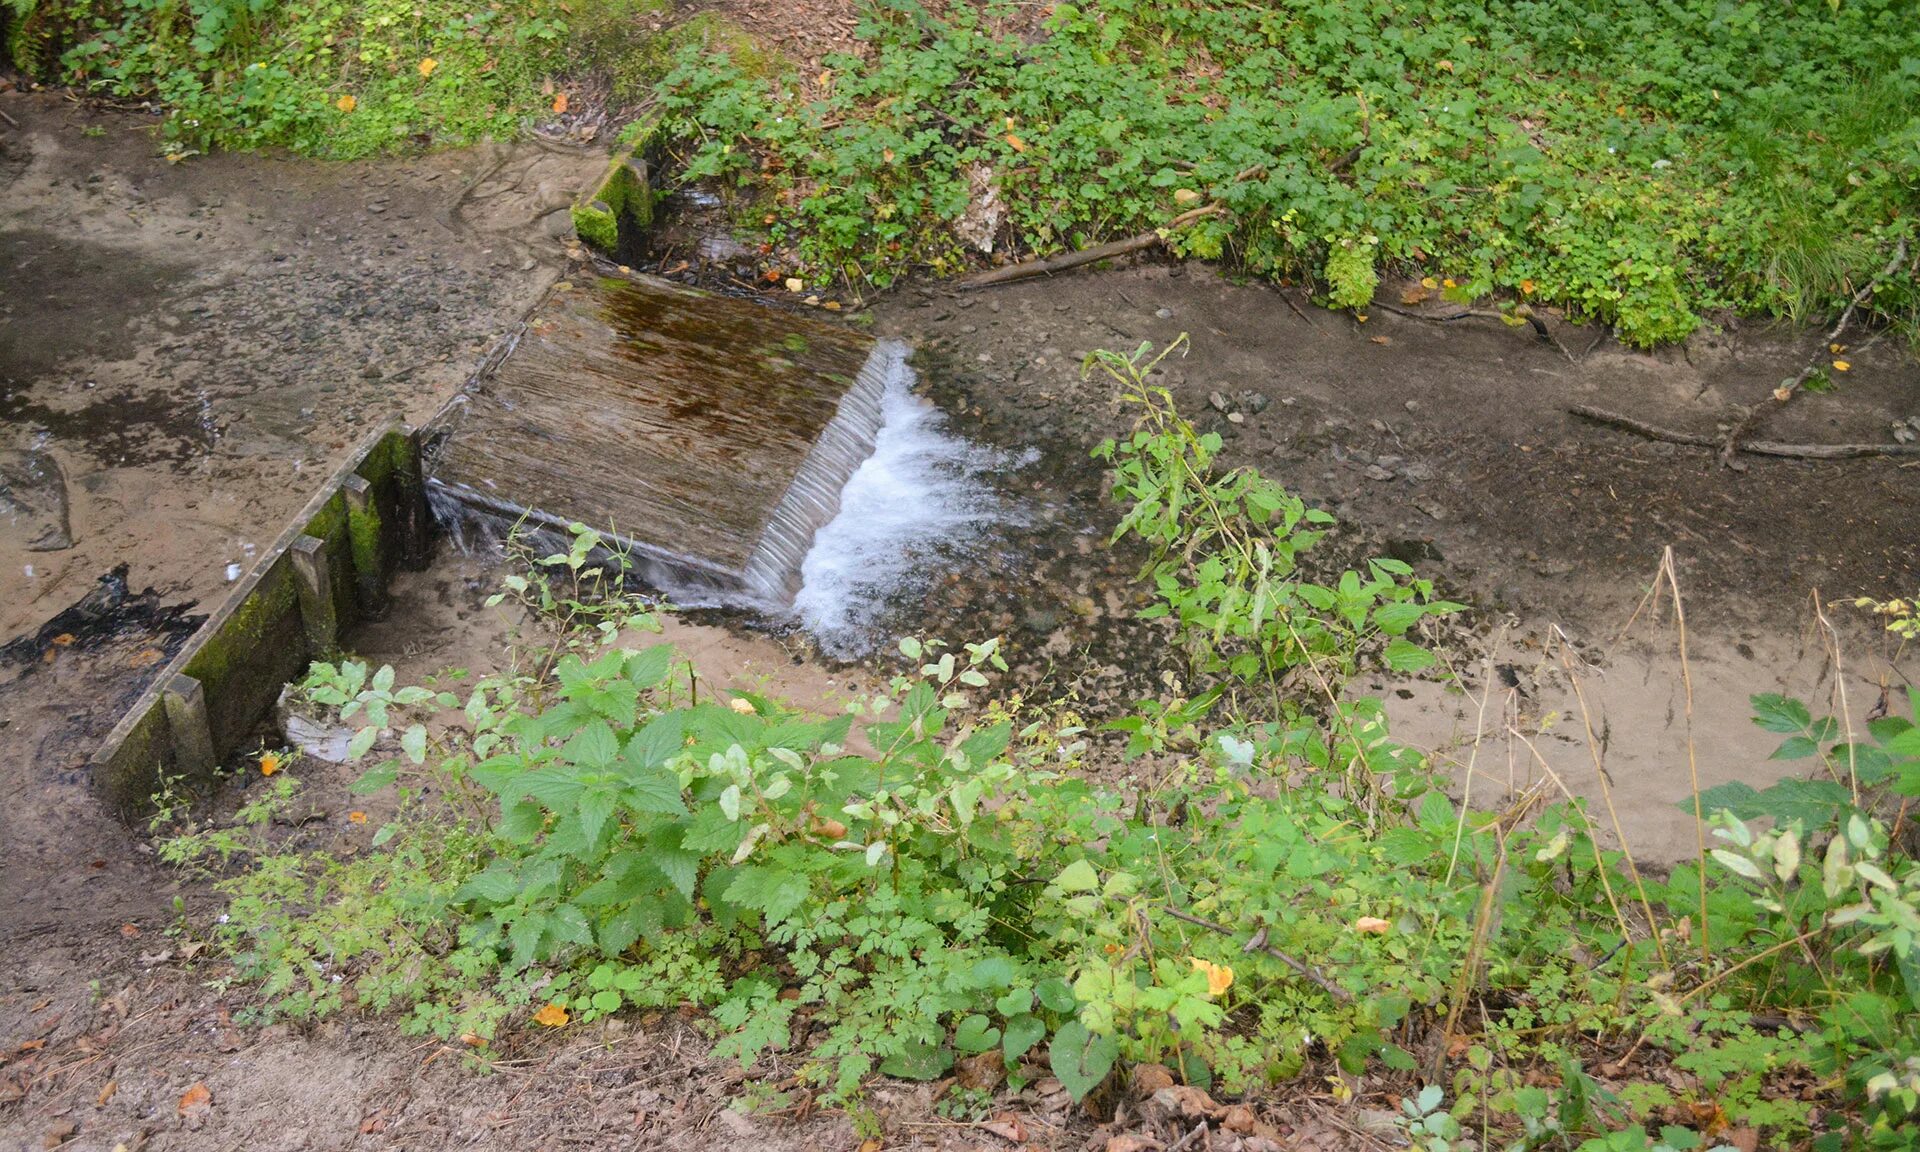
[1148,1084,1222,1123]
[1400,285,1431,305]
[1105,1135,1164,1152]
[552,91,568,115]
[1130,1062,1175,1095]
[1370,335,1391,345]
[1355,916,1391,935]
[96,1079,117,1106]
[127,648,165,668]
[118,923,140,938]
[978,1112,1028,1143]
[40,1119,76,1148]
[1724,1127,1759,1152]
[858,1139,883,1152]
[1832,360,1851,372]
[178,1080,212,1127]
[1189,957,1234,997]
[532,1002,570,1028]
[50,633,75,647]
[955,1050,1005,1092]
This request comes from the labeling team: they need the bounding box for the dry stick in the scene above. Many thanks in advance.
[1811,590,1862,804]
[1373,301,1552,342]
[1160,907,1352,1003]
[953,204,1225,290]
[1658,548,1711,966]
[1717,239,1910,466]
[1551,627,1671,971]
[1569,405,1920,460]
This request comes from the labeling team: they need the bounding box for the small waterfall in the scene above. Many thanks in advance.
[792,356,1027,657]
[738,339,903,605]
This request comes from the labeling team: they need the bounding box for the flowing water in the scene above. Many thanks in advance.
[791,352,1029,656]
[421,274,1025,654]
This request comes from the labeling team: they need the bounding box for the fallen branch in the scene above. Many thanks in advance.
[1570,405,1920,460]
[1716,239,1909,465]
[1160,907,1353,1002]
[1375,301,1551,341]
[954,205,1223,291]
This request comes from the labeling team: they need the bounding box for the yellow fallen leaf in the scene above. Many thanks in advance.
[1832,360,1850,372]
[259,751,283,777]
[1436,60,1454,72]
[728,696,756,715]
[1829,343,1845,354]
[1442,277,1457,289]
[417,57,437,77]
[1420,276,1439,290]
[1190,957,1235,998]
[1173,188,1202,205]
[823,300,842,311]
[1355,916,1391,935]
[1519,278,1536,295]
[532,1002,569,1028]
[1005,133,1026,153]
[336,94,357,113]
[1772,387,1792,401]
[348,811,368,824]
[552,91,568,114]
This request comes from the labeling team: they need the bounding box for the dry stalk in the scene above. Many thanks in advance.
[1549,626,1670,969]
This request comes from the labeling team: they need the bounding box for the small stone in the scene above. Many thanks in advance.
[1227,412,1245,424]
[360,364,383,379]
[1401,462,1435,482]
[1155,307,1174,319]
[1208,391,1232,413]
[1405,399,1422,412]
[1243,391,1271,414]
[1364,464,1395,481]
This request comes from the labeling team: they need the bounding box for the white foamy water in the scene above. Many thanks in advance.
[793,354,1019,656]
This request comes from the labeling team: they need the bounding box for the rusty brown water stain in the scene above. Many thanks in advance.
[429,273,877,584]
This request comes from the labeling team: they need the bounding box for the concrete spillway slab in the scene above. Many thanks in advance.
[428,273,900,603]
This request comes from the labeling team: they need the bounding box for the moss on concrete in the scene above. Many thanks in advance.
[572,142,657,255]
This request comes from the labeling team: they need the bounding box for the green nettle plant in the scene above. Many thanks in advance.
[159,343,1920,1150]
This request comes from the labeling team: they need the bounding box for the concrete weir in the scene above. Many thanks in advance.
[426,272,901,607]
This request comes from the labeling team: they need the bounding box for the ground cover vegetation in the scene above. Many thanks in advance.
[653,0,1920,345]
[150,343,1920,1150]
[3,0,1915,343]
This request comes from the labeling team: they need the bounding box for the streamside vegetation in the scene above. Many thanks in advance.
[6,0,1918,345]
[152,344,1920,1151]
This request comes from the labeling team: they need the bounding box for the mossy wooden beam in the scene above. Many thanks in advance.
[88,422,429,819]
[571,118,663,256]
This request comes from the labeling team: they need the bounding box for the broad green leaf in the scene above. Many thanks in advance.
[1053,859,1099,893]
[1003,1013,1046,1061]
[1048,1020,1117,1101]
[879,1041,950,1081]
[954,1014,1001,1053]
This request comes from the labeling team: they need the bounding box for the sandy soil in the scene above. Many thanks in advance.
[4,87,1918,1152]
[858,262,1916,865]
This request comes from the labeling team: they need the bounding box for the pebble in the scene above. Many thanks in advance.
[1405,399,1422,412]
[1154,307,1174,319]
[1364,464,1395,482]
